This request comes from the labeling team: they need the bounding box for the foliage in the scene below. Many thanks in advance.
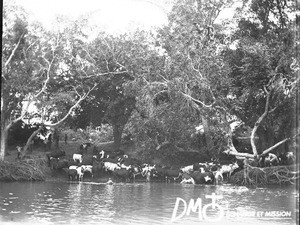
[0,159,47,181]
[222,0,299,153]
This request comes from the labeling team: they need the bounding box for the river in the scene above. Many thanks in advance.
[0,181,298,225]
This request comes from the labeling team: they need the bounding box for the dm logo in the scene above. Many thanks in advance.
[171,193,224,222]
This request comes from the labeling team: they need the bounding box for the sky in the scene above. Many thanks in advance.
[10,0,239,34]
[11,0,170,34]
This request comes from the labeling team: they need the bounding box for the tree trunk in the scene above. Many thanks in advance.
[113,124,124,150]
[21,125,44,158]
[0,125,9,160]
[250,88,271,157]
[201,115,214,151]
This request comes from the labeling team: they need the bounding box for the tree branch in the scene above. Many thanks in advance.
[180,91,214,108]
[44,83,97,127]
[250,86,271,156]
[4,33,25,68]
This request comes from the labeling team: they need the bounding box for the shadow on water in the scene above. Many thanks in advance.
[0,181,298,225]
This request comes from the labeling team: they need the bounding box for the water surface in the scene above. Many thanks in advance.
[0,181,298,225]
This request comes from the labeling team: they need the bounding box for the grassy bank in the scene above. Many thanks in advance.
[0,158,47,181]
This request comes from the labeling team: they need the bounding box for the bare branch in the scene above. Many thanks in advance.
[180,91,214,108]
[260,138,289,156]
[45,83,98,127]
[4,33,25,68]
[34,57,55,98]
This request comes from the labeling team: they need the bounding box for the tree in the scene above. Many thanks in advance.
[222,0,299,158]
[126,0,299,163]
[68,31,159,149]
[1,4,97,159]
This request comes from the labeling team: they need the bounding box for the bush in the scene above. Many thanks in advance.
[0,158,47,181]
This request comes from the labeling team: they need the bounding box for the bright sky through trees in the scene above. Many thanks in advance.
[10,0,239,34]
[12,0,170,34]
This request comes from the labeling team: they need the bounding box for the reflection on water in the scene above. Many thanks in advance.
[0,181,298,225]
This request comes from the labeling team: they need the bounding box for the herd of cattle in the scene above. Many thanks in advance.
[45,143,296,185]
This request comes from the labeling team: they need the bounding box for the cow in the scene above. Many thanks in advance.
[131,165,142,181]
[219,162,239,180]
[76,166,84,181]
[264,153,279,167]
[113,168,133,182]
[69,165,78,170]
[153,166,181,182]
[102,162,121,173]
[46,150,66,165]
[73,154,83,164]
[81,165,93,178]
[180,173,195,184]
[67,169,77,181]
[141,164,156,182]
[53,160,69,170]
[259,153,279,167]
[92,162,103,176]
[164,169,182,182]
[82,155,94,166]
[180,165,194,174]
[191,171,215,184]
[213,170,224,184]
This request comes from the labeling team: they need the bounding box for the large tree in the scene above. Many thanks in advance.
[1,4,97,159]
[126,0,299,161]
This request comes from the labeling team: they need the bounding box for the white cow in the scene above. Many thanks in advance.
[103,162,120,172]
[76,166,84,181]
[69,165,78,170]
[220,162,239,180]
[180,165,194,174]
[73,154,83,164]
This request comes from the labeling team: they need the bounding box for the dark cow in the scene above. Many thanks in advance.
[164,169,182,182]
[153,166,181,182]
[67,169,77,181]
[191,171,215,184]
[92,162,103,175]
[50,159,69,170]
[46,150,66,165]
[113,168,133,182]
[82,155,94,166]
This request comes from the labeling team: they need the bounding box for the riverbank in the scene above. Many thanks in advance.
[1,141,299,186]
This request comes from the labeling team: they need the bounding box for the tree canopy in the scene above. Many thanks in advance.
[2,0,299,161]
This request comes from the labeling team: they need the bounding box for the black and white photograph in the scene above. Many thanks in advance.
[1,0,299,224]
